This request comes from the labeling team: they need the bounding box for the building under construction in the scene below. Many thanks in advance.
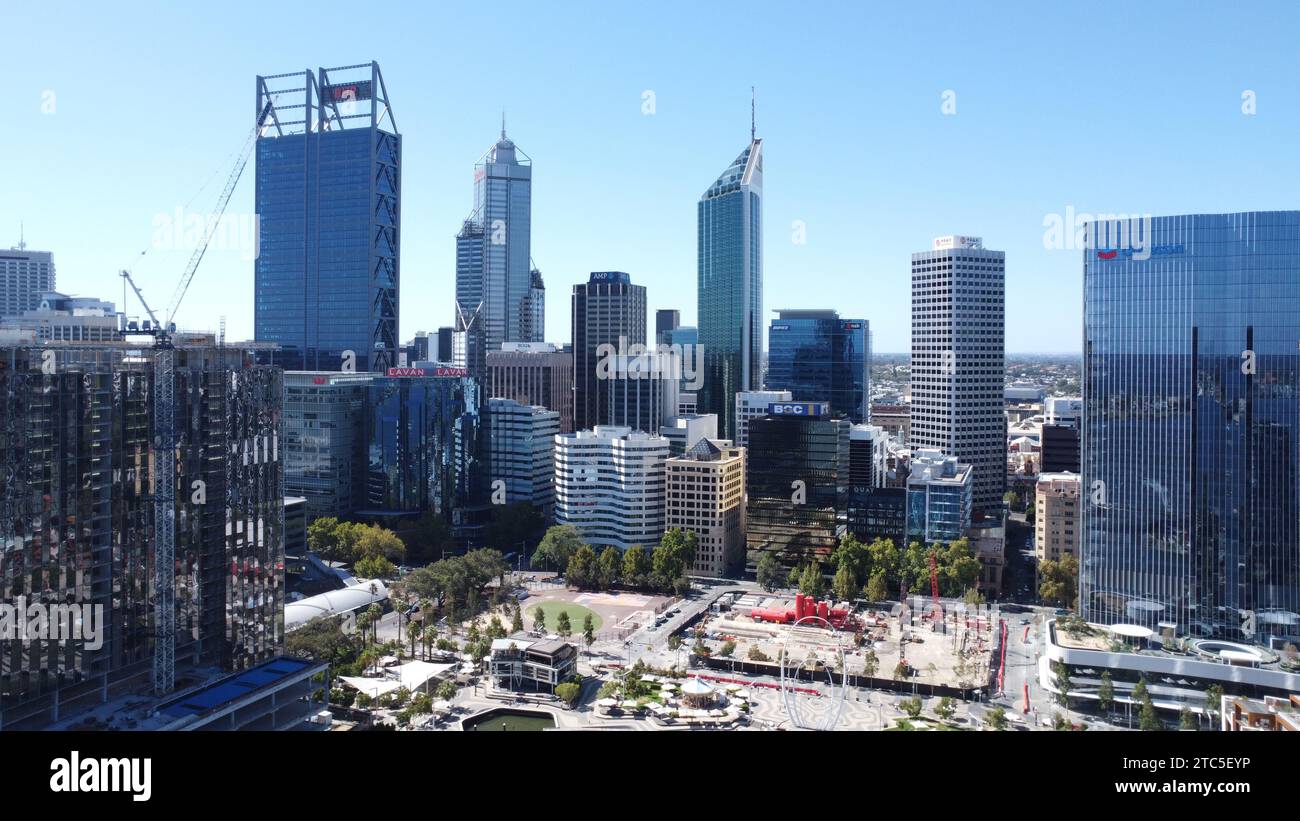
[0,342,285,728]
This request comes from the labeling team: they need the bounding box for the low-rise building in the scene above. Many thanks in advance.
[1035,472,1080,562]
[488,637,577,693]
[905,449,972,543]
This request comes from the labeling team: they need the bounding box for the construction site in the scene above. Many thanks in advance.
[690,591,1000,694]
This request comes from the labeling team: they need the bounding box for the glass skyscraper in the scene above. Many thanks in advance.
[455,125,534,377]
[697,136,763,441]
[1082,211,1300,645]
[767,309,870,422]
[254,63,400,372]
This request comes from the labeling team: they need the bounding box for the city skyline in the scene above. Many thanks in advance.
[7,3,1300,356]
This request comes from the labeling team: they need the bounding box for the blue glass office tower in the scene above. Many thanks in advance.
[455,125,534,377]
[767,309,870,422]
[698,136,763,441]
[254,63,400,372]
[1082,212,1300,645]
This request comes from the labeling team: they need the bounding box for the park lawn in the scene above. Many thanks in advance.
[529,599,603,634]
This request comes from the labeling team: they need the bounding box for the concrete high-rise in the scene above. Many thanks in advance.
[666,438,747,578]
[910,235,1005,517]
[488,398,559,520]
[571,271,646,431]
[254,63,400,372]
[0,241,55,319]
[698,133,763,441]
[553,426,668,550]
[487,342,574,433]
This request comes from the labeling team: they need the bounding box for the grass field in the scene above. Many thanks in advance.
[528,599,603,633]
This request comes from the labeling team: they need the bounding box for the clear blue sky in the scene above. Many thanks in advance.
[3,1,1298,353]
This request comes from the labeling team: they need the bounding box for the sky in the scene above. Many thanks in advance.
[2,1,1298,353]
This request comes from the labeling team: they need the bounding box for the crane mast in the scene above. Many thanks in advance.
[121,101,272,695]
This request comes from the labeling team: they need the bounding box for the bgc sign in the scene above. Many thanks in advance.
[768,402,830,417]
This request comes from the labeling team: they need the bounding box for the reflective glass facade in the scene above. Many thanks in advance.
[1082,212,1300,644]
[767,310,870,422]
[744,409,848,572]
[254,66,400,372]
[698,140,763,441]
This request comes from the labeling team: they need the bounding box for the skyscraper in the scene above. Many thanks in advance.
[910,235,1005,516]
[655,309,680,346]
[487,342,575,432]
[0,241,54,319]
[455,123,534,376]
[553,426,669,550]
[697,131,763,441]
[0,343,284,728]
[767,309,870,422]
[254,63,400,372]
[571,271,646,431]
[1081,211,1300,642]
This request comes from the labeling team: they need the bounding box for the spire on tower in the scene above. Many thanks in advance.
[751,86,756,142]
[501,110,506,140]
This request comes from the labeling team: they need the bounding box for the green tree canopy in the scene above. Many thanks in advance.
[533,525,586,571]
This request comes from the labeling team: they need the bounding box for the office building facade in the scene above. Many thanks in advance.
[254,63,400,372]
[283,371,373,521]
[910,235,1005,516]
[1035,472,1080,563]
[767,309,870,422]
[0,344,284,729]
[571,272,646,431]
[734,389,791,448]
[698,137,763,441]
[905,448,973,544]
[655,309,680,345]
[488,398,559,520]
[745,402,849,572]
[553,426,668,550]
[0,245,54,319]
[666,438,746,578]
[1081,211,1300,643]
[487,342,574,433]
[0,291,120,344]
[454,126,534,377]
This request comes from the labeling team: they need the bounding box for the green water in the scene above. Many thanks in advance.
[462,709,556,732]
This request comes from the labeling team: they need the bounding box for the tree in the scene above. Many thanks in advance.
[1139,697,1160,731]
[1097,671,1115,718]
[621,545,652,590]
[307,516,344,558]
[582,614,595,655]
[901,697,923,719]
[1179,705,1196,731]
[651,529,696,592]
[864,570,889,603]
[832,561,857,603]
[747,645,770,662]
[1003,491,1021,511]
[355,525,406,563]
[1204,684,1224,729]
[286,615,358,666]
[798,562,826,600]
[936,696,956,723]
[355,554,397,580]
[511,607,524,634]
[831,533,871,587]
[566,545,599,590]
[755,552,783,592]
[486,615,507,640]
[718,640,736,657]
[554,681,581,708]
[555,610,572,638]
[985,706,1009,730]
[1051,660,1073,713]
[533,525,585,572]
[406,620,421,657]
[893,661,908,680]
[861,649,879,679]
[597,546,622,589]
[667,634,683,651]
[436,680,458,701]
[531,605,546,633]
[1038,553,1079,608]
[406,511,452,563]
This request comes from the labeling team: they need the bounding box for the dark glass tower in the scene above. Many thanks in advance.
[1082,211,1300,644]
[254,63,400,372]
[698,137,763,441]
[767,309,870,422]
[745,402,849,573]
[571,271,646,431]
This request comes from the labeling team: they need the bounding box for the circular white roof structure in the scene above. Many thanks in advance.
[1219,649,1261,664]
[1110,623,1154,639]
[682,677,715,696]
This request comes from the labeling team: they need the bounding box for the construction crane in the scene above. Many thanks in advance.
[120,101,272,696]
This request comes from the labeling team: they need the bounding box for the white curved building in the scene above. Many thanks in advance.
[285,581,390,632]
[554,425,669,549]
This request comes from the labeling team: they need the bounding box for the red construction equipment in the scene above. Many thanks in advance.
[750,593,855,629]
